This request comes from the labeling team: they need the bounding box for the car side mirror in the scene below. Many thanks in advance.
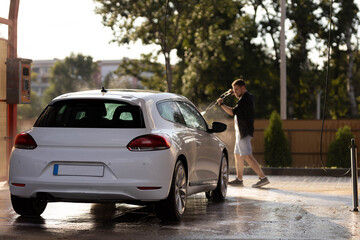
[208,122,227,133]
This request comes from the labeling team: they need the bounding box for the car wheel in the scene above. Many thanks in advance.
[11,194,47,216]
[155,160,187,221]
[205,153,228,201]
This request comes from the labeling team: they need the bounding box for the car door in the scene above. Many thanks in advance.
[176,101,221,184]
[156,100,198,184]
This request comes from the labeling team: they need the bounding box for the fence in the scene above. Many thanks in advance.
[17,118,360,168]
[216,119,360,168]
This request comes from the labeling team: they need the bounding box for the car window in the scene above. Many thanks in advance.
[34,99,145,128]
[157,101,186,125]
[176,102,208,131]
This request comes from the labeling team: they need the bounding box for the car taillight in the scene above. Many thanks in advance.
[14,133,37,149]
[127,134,171,151]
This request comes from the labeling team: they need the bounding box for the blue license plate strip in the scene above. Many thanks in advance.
[53,164,104,177]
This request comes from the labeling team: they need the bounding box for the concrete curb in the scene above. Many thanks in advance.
[230,167,353,176]
[0,168,354,190]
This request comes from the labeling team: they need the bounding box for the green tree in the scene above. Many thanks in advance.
[254,0,282,72]
[113,54,167,91]
[43,53,97,104]
[264,111,292,167]
[320,0,360,118]
[326,125,354,168]
[287,0,321,119]
[95,0,191,92]
[94,1,360,120]
[180,0,243,105]
[339,1,359,118]
[17,91,43,120]
[327,76,350,119]
[178,0,279,117]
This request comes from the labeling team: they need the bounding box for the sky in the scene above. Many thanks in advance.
[0,0,360,64]
[0,0,160,61]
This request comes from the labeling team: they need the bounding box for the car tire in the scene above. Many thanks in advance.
[11,194,47,216]
[205,153,228,201]
[155,160,187,221]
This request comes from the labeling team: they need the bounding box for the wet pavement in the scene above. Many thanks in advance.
[0,175,359,239]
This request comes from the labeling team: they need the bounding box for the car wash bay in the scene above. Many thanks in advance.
[1,175,359,240]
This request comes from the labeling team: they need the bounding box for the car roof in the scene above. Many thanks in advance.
[51,89,190,104]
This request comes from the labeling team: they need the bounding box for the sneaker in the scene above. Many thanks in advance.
[228,178,244,187]
[252,177,269,188]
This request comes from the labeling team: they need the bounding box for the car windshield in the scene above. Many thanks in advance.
[34,99,145,128]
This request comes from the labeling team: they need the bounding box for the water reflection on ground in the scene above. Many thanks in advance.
[0,176,359,239]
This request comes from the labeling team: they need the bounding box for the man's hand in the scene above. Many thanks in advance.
[217,90,234,116]
[227,89,234,95]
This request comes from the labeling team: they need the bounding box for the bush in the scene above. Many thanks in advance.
[326,125,354,168]
[264,111,292,167]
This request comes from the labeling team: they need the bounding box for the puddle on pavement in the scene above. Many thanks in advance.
[1,184,358,239]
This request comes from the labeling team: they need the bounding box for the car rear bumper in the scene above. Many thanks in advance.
[9,147,176,202]
[9,181,170,202]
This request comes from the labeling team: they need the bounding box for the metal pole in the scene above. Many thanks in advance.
[280,0,287,120]
[350,138,358,212]
[316,91,322,120]
[6,0,20,179]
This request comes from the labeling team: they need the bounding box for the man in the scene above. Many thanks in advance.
[217,78,269,188]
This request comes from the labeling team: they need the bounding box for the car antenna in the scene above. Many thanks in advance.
[101,87,108,95]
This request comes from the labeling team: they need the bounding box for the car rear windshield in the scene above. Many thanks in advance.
[34,99,145,128]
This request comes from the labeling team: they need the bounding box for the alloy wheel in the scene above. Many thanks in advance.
[175,164,187,214]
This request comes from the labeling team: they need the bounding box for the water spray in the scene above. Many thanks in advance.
[201,90,233,115]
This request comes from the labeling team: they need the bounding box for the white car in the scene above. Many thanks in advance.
[9,89,228,220]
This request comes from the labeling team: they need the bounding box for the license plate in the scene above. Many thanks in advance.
[53,164,104,177]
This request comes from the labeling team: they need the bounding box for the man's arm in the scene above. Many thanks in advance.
[217,98,234,116]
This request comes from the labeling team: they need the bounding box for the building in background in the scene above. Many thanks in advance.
[31,58,141,97]
[94,59,142,89]
[31,59,58,97]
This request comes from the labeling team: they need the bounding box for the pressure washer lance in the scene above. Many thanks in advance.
[201,90,233,115]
